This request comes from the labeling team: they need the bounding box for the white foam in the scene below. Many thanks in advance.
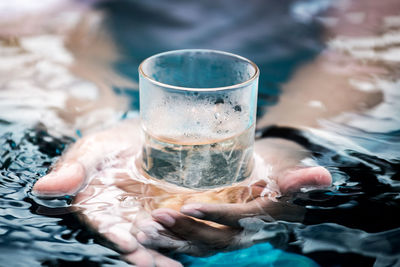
[143,88,253,142]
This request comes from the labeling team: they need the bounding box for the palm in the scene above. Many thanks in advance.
[33,118,331,264]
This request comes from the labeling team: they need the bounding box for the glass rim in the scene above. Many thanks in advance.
[138,49,260,92]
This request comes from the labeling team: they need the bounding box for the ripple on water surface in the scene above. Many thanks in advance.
[1,0,400,266]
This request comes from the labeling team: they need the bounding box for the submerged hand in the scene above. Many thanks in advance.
[32,118,331,263]
[145,169,331,255]
[33,119,182,267]
[137,139,332,255]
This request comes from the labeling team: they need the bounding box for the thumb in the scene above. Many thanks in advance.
[277,166,332,194]
[32,161,86,197]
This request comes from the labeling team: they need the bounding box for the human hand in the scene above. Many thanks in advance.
[32,118,331,263]
[32,119,183,267]
[135,138,332,255]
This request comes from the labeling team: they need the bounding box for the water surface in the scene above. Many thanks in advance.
[1,0,400,266]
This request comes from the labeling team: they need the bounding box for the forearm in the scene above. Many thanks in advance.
[256,51,383,129]
[257,0,399,129]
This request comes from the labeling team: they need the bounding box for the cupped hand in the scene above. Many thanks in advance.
[32,118,331,264]
[135,138,332,255]
[33,119,182,267]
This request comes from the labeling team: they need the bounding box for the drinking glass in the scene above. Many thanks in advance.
[139,49,259,189]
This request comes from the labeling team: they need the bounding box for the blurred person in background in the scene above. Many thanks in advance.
[2,0,394,265]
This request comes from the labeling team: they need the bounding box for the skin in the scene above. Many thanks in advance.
[30,45,382,267]
[32,1,400,266]
[33,118,332,266]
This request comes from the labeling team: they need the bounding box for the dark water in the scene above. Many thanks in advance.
[0,123,128,266]
[1,0,400,266]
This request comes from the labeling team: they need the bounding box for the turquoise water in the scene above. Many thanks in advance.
[178,243,319,267]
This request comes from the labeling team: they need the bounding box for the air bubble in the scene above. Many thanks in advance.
[215,98,224,104]
[234,105,242,112]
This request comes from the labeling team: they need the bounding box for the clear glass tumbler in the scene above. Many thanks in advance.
[139,49,259,189]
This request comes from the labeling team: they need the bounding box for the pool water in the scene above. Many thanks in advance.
[1,0,400,266]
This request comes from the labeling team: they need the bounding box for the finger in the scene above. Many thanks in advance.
[102,224,139,254]
[32,161,86,197]
[63,119,141,167]
[151,208,238,249]
[135,218,201,254]
[178,167,330,227]
[181,202,251,228]
[253,139,332,193]
[32,119,142,197]
[124,247,183,267]
[137,230,207,256]
[148,250,183,267]
[254,138,310,174]
[137,230,191,251]
[248,197,306,222]
[124,246,155,267]
[277,166,332,194]
[135,219,192,252]
[181,196,307,227]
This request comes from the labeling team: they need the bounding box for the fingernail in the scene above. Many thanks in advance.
[152,212,175,227]
[181,204,205,218]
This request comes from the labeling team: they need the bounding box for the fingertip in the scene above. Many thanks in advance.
[280,166,332,194]
[124,248,155,267]
[180,203,205,218]
[313,166,333,186]
[151,208,181,218]
[32,162,86,197]
[103,225,138,253]
[299,166,332,188]
[151,209,177,227]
